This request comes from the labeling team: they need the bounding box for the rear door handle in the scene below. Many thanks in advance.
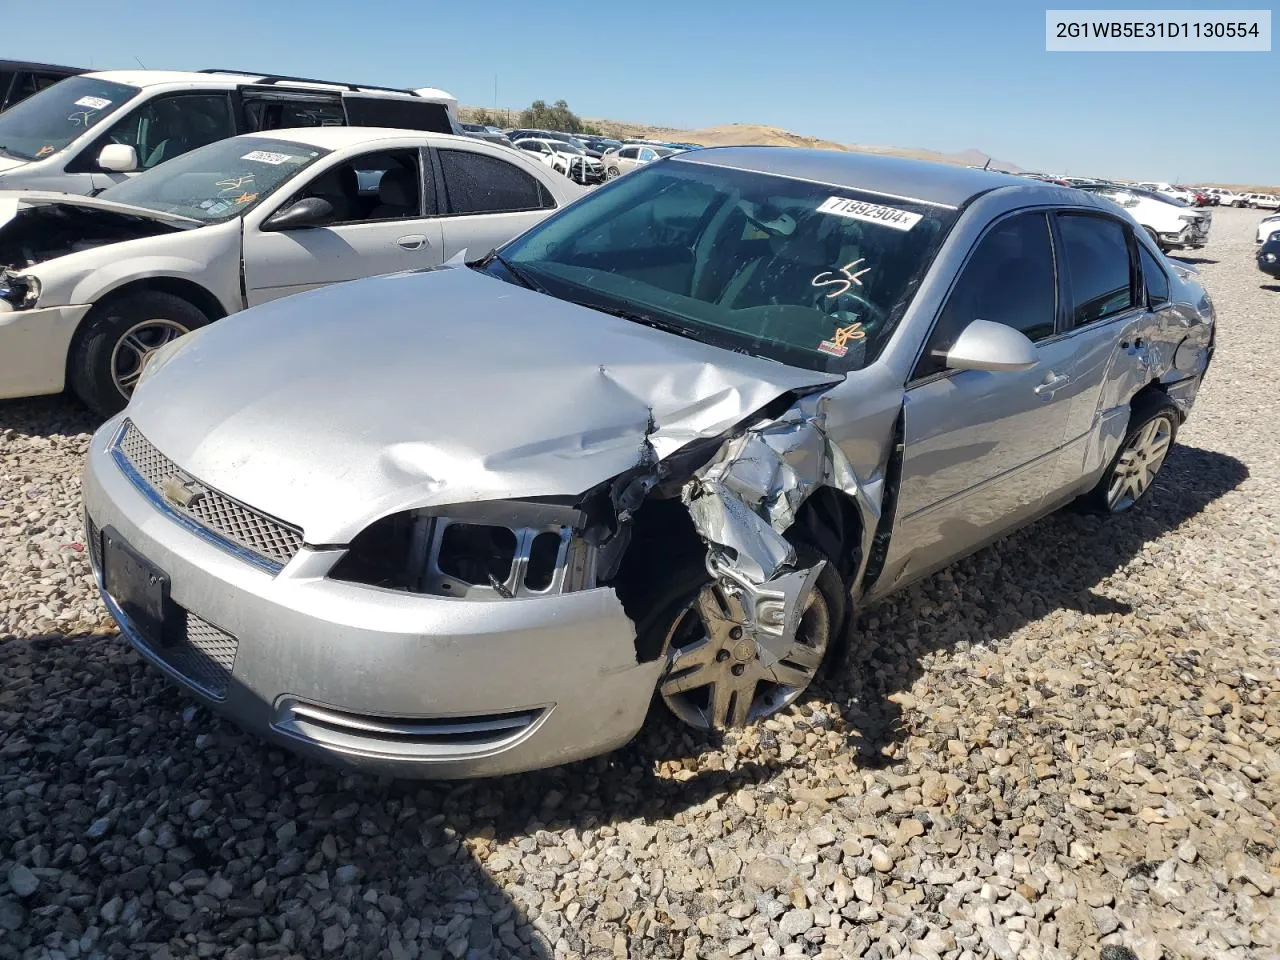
[397,235,428,250]
[1034,373,1071,395]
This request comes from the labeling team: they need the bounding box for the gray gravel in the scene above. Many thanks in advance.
[1,207,1277,960]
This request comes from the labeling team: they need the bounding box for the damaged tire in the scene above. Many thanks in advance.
[1084,393,1179,514]
[644,547,845,731]
[69,291,210,418]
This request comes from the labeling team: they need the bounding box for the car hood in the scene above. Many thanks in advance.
[127,266,840,544]
[0,155,29,174]
[0,191,200,228]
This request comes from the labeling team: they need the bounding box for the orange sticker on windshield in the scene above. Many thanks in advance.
[817,322,866,358]
[36,144,54,158]
[233,192,258,205]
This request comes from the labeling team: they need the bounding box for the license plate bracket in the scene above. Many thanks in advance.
[102,526,171,646]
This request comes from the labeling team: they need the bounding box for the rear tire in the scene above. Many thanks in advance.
[1083,393,1180,514]
[69,291,209,418]
[1143,226,1167,253]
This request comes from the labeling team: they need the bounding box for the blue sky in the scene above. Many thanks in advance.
[15,0,1276,183]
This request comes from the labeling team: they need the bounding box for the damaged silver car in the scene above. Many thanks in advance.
[82,148,1215,777]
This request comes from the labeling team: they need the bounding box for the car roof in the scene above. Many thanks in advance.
[0,59,85,73]
[671,147,1030,208]
[81,69,443,101]
[233,126,470,150]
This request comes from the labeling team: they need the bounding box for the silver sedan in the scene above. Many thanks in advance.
[82,148,1215,777]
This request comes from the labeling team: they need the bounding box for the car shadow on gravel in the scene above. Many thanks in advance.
[821,442,1249,766]
[0,396,100,437]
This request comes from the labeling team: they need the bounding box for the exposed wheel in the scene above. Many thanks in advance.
[605,166,620,180]
[69,291,209,418]
[1085,394,1179,514]
[1143,226,1167,253]
[642,548,845,730]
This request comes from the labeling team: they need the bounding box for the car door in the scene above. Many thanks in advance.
[241,146,443,305]
[615,146,639,174]
[1044,212,1156,497]
[888,210,1079,585]
[433,145,558,261]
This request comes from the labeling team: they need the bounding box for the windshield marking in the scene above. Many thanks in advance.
[811,258,871,298]
[216,174,256,193]
[67,110,99,127]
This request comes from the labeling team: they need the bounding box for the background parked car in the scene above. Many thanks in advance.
[512,136,605,184]
[1075,182,1211,252]
[1242,192,1280,210]
[459,122,513,147]
[1258,235,1280,279]
[1257,211,1280,243]
[0,69,460,195]
[602,143,673,179]
[0,127,581,415]
[0,59,86,112]
[1203,187,1246,207]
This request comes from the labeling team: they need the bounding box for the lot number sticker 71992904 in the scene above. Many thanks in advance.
[817,196,922,231]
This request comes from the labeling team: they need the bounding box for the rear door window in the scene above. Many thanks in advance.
[1139,245,1169,306]
[1056,214,1137,326]
[343,95,453,134]
[242,93,345,132]
[438,148,553,215]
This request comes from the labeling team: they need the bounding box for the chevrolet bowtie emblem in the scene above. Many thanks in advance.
[161,475,205,508]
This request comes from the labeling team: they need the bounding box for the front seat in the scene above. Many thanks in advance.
[304,164,360,222]
[369,167,419,219]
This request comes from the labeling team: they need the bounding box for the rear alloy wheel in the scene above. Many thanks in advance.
[1086,397,1179,513]
[605,166,620,180]
[655,555,842,730]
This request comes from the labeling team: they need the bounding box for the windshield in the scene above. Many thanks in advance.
[0,76,139,161]
[485,159,958,373]
[100,136,330,222]
[550,141,585,155]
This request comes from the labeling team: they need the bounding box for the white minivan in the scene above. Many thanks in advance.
[0,69,459,195]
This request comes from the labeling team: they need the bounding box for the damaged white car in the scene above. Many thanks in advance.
[82,148,1215,777]
[0,126,580,416]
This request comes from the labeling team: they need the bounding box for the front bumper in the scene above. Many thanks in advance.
[82,416,664,778]
[1258,252,1280,279]
[0,303,92,399]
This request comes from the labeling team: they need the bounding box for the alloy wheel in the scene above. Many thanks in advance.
[659,581,830,730]
[1107,415,1174,512]
[109,319,189,400]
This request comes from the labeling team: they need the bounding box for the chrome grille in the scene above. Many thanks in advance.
[114,421,303,570]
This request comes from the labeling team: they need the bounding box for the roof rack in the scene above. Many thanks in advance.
[198,68,421,96]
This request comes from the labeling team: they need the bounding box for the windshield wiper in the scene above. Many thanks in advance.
[573,301,696,339]
[0,145,29,161]
[474,248,550,295]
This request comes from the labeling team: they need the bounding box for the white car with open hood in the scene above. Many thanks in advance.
[0,126,582,416]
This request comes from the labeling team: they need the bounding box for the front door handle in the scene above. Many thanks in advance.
[397,235,428,250]
[1034,373,1071,396]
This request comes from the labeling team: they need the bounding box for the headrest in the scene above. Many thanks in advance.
[378,168,417,207]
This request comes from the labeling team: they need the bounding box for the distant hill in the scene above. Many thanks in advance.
[461,108,1024,174]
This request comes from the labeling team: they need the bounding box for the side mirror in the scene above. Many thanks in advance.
[945,319,1039,372]
[97,144,138,173]
[262,196,335,231]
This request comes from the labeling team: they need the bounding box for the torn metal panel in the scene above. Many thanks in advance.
[680,391,876,664]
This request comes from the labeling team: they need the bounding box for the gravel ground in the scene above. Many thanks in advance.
[1,207,1277,960]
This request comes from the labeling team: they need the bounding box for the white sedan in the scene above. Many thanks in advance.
[0,127,583,415]
[1258,211,1280,244]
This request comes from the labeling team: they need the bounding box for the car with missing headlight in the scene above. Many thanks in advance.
[82,148,1215,778]
[0,126,582,416]
[1256,211,1280,244]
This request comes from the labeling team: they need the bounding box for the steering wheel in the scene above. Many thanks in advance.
[826,290,889,336]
